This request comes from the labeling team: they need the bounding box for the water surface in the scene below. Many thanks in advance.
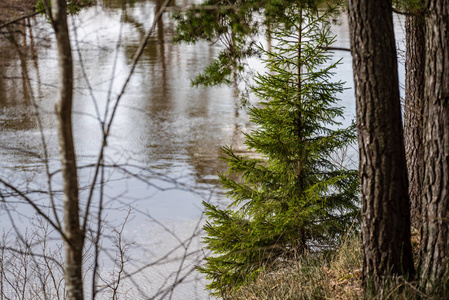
[0,3,406,298]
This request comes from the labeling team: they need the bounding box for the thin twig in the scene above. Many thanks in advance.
[0,11,42,30]
[83,0,173,233]
[318,46,351,52]
[392,7,419,16]
[0,179,66,242]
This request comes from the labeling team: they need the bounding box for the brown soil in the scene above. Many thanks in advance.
[0,0,38,25]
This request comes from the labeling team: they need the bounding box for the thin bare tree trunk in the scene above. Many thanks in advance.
[347,0,415,290]
[296,8,303,181]
[419,0,449,292]
[51,0,84,299]
[295,8,306,254]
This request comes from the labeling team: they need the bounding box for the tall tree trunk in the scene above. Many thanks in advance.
[347,0,415,290]
[404,11,425,230]
[51,0,84,299]
[419,0,449,292]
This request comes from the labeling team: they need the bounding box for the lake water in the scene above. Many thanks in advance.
[0,2,405,299]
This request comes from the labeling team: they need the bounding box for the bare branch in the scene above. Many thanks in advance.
[105,0,173,135]
[318,46,351,52]
[0,11,42,30]
[392,7,419,16]
[0,179,65,240]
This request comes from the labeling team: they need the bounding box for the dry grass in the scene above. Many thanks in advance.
[228,229,449,300]
[230,235,363,300]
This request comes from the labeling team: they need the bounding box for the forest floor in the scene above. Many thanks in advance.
[0,0,37,25]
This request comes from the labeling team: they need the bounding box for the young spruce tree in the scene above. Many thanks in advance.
[199,4,359,297]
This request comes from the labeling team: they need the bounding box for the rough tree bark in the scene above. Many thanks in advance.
[419,0,449,292]
[51,0,84,299]
[347,0,415,290]
[404,10,425,230]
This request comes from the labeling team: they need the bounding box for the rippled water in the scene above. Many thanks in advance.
[0,2,405,298]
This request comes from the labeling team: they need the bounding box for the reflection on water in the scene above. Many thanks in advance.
[0,1,252,178]
[0,2,405,298]
[0,1,251,298]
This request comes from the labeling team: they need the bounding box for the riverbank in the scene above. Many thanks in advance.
[0,0,37,25]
